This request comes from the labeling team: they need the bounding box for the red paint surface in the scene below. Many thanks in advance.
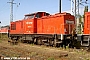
[37,12,75,34]
[0,27,9,33]
[10,12,75,35]
[84,12,90,34]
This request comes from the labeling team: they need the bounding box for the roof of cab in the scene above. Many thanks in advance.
[25,12,47,16]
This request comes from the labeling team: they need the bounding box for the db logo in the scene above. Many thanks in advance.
[26,22,33,24]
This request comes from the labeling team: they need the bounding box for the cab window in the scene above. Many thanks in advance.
[35,14,41,18]
[24,14,35,19]
[45,13,50,16]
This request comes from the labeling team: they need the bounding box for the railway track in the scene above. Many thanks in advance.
[8,38,90,52]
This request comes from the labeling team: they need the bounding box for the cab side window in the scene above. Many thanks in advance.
[35,14,41,18]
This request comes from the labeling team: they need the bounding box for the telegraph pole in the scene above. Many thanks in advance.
[0,21,1,39]
[74,0,77,20]
[8,0,16,22]
[59,0,61,13]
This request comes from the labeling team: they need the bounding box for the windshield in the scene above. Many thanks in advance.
[24,14,35,19]
[35,14,41,18]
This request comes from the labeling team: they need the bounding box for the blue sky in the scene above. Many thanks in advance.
[0,0,90,26]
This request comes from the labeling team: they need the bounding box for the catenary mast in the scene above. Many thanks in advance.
[8,0,16,22]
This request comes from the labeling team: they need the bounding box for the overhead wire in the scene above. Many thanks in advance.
[14,0,21,20]
[0,3,9,13]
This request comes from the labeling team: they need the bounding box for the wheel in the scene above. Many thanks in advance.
[36,38,42,45]
[49,39,54,46]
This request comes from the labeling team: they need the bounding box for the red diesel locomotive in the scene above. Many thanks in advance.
[9,12,76,47]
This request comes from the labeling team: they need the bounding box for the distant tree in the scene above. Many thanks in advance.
[77,6,88,34]
[78,14,83,34]
[83,6,88,18]
[79,6,89,34]
[1,25,10,28]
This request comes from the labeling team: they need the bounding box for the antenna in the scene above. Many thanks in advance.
[7,0,16,22]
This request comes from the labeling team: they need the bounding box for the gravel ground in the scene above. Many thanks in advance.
[0,37,90,60]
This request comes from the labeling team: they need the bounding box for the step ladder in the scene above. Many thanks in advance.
[81,36,90,47]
